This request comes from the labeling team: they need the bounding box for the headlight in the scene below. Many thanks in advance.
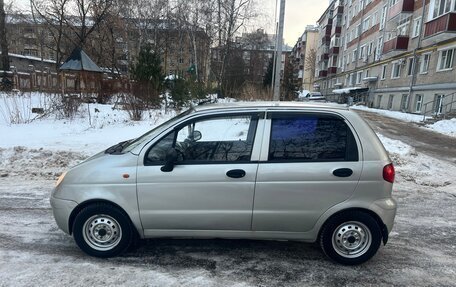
[55,171,67,187]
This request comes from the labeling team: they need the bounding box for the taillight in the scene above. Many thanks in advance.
[383,163,395,183]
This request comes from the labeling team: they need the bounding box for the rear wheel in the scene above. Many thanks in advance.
[320,211,382,265]
[73,203,135,258]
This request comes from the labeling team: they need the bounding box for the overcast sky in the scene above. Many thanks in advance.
[8,0,328,46]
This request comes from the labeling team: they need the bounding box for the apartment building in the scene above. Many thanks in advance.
[290,25,319,91]
[5,15,210,83]
[314,0,456,116]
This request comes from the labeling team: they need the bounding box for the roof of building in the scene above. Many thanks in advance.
[59,47,103,73]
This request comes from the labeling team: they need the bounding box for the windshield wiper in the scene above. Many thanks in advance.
[105,140,130,154]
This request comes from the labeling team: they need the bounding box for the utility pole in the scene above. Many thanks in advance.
[273,0,285,101]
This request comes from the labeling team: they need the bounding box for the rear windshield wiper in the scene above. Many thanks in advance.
[105,140,130,154]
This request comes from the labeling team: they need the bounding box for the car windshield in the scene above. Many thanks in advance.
[121,107,195,154]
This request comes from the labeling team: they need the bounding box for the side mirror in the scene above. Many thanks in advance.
[160,148,178,172]
[192,130,202,141]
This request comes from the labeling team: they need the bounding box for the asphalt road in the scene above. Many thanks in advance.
[1,112,456,286]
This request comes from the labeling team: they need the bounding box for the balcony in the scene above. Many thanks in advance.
[424,13,456,38]
[382,36,409,54]
[331,26,342,36]
[319,70,328,78]
[388,0,414,20]
[322,35,330,43]
[329,47,340,55]
[324,25,332,35]
[327,67,337,74]
[320,53,329,61]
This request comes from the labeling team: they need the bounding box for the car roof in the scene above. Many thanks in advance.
[192,101,348,113]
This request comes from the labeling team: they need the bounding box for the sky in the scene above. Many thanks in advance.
[7,0,329,46]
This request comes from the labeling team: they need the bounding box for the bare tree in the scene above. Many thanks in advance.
[304,48,317,90]
[65,0,113,47]
[30,0,71,70]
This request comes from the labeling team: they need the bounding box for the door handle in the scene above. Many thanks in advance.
[226,169,246,178]
[333,168,353,177]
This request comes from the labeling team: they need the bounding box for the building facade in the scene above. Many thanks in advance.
[5,15,211,83]
[291,25,319,92]
[314,0,456,116]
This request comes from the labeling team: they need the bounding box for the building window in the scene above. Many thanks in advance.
[437,48,454,71]
[407,58,414,76]
[380,6,388,30]
[356,71,363,84]
[360,45,366,60]
[412,17,422,38]
[365,69,370,78]
[400,94,409,110]
[415,94,423,112]
[381,64,387,79]
[397,15,411,36]
[387,95,394,110]
[420,53,430,73]
[430,0,455,20]
[362,17,371,33]
[377,95,383,108]
[353,49,357,62]
[391,62,401,78]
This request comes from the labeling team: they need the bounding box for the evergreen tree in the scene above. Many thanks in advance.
[130,45,164,107]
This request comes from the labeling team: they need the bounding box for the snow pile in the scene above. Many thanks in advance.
[377,134,456,192]
[425,118,456,138]
[351,105,426,123]
[0,147,87,180]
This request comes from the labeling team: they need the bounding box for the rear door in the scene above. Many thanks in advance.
[252,111,362,232]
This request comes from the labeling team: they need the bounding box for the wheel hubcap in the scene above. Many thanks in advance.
[82,215,122,251]
[332,221,372,258]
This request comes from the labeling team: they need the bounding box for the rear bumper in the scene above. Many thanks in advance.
[370,197,397,237]
[50,196,78,235]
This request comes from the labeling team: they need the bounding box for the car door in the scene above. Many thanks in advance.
[252,111,362,232]
[137,112,264,233]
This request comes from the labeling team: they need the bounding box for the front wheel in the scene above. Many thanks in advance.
[73,203,135,258]
[319,211,382,265]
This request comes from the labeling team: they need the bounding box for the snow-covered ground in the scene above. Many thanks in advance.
[1,92,456,286]
[351,105,456,137]
[0,92,177,153]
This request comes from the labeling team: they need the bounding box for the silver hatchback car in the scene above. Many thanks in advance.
[51,102,396,265]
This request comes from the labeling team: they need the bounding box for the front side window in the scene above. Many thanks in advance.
[391,62,401,78]
[268,114,358,162]
[145,115,258,164]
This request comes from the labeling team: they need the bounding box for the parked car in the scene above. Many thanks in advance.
[297,90,326,102]
[51,102,396,265]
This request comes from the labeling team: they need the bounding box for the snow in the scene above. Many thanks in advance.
[350,105,456,137]
[1,92,456,286]
[350,105,428,122]
[0,92,177,154]
[332,87,367,94]
[425,118,456,138]
[377,134,456,194]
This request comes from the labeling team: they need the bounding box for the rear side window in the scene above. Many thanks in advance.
[268,114,358,162]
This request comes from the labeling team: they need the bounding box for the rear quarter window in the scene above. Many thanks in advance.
[268,114,359,162]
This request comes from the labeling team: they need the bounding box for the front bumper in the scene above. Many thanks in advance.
[50,196,78,235]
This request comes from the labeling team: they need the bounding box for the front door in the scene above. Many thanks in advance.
[252,112,362,232]
[137,113,262,232]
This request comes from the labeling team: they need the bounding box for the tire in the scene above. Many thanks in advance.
[319,211,382,265]
[73,203,135,258]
